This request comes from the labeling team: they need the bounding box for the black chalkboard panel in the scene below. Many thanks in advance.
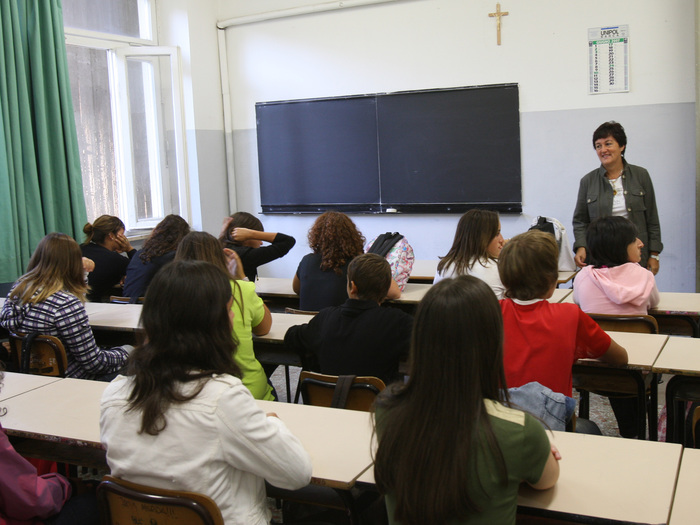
[256,84,521,214]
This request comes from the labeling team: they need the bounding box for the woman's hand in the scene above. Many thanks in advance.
[114,233,133,253]
[219,216,234,238]
[574,247,587,268]
[82,257,95,273]
[231,227,256,242]
[647,257,660,275]
[224,248,246,280]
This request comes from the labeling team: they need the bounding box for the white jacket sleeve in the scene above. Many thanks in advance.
[216,385,312,490]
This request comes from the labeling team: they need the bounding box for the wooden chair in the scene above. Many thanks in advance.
[573,314,658,440]
[284,306,320,315]
[294,371,385,412]
[8,332,67,376]
[97,475,224,525]
[109,295,145,304]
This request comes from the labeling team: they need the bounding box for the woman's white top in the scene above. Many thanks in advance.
[100,374,312,525]
[434,257,505,299]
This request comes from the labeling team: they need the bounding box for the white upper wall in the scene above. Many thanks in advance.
[220,0,694,128]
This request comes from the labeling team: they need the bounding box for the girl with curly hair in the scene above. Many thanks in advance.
[293,211,400,311]
[123,214,191,298]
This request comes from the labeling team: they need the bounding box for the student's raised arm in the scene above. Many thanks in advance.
[598,339,628,366]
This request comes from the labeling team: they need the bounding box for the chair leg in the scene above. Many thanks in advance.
[284,365,292,403]
[578,390,590,419]
[648,373,658,441]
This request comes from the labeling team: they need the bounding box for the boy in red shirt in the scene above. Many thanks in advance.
[498,230,627,397]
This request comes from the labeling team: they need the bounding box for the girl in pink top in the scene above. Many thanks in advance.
[573,216,659,315]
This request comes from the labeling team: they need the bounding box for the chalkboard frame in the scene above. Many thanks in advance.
[255,83,522,214]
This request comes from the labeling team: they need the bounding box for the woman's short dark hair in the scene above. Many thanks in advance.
[126,260,240,435]
[592,121,627,152]
[498,230,559,301]
[220,212,264,246]
[347,253,391,303]
[586,216,638,268]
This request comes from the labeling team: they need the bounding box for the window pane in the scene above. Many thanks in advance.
[67,45,119,220]
[62,0,151,39]
[126,56,178,222]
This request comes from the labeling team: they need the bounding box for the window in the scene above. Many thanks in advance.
[63,0,189,231]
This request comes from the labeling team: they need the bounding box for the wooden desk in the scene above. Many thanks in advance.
[549,288,572,303]
[669,448,700,524]
[652,336,700,443]
[651,292,700,317]
[84,302,142,332]
[0,374,374,489]
[0,372,62,402]
[258,400,373,489]
[357,430,681,524]
[557,270,577,285]
[575,330,667,440]
[407,259,437,283]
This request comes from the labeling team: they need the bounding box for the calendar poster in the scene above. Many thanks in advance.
[588,25,629,94]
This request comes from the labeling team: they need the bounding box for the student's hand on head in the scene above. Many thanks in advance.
[224,248,246,280]
[82,257,95,273]
[219,216,234,238]
[115,233,133,253]
[574,247,587,268]
[232,227,255,242]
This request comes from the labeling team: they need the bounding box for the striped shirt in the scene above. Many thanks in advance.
[1,289,128,379]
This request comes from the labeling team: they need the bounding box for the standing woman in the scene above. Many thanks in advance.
[573,121,662,274]
[123,214,190,298]
[175,232,275,401]
[81,215,136,301]
[373,276,560,525]
[100,261,311,525]
[219,211,296,281]
[0,233,130,380]
[434,209,506,299]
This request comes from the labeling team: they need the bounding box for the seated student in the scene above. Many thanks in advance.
[373,276,560,525]
[100,261,312,525]
[498,230,628,398]
[285,253,412,385]
[573,216,660,315]
[123,214,190,298]
[294,212,400,311]
[219,211,295,281]
[175,232,275,400]
[434,209,506,299]
[80,215,136,302]
[1,233,130,380]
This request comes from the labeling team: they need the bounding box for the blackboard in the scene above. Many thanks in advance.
[255,84,521,214]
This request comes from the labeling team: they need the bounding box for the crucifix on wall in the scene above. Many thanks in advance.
[488,3,509,45]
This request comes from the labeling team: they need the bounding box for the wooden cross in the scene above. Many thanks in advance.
[488,3,509,46]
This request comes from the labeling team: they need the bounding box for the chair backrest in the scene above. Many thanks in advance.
[296,371,385,412]
[97,475,224,525]
[109,295,145,304]
[284,307,319,315]
[588,313,659,334]
[8,332,67,376]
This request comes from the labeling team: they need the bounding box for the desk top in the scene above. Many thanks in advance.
[256,312,315,344]
[651,292,700,316]
[85,302,142,332]
[669,447,700,524]
[1,376,108,447]
[258,400,373,489]
[0,372,62,402]
[1,374,372,489]
[652,336,700,376]
[576,330,669,371]
[357,430,681,523]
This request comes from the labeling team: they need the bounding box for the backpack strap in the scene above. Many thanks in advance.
[368,232,404,258]
[331,375,357,408]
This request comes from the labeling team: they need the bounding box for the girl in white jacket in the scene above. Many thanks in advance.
[100,260,312,525]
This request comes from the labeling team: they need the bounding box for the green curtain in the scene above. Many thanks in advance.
[0,0,87,283]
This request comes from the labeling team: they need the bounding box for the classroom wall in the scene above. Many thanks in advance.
[215,0,696,291]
